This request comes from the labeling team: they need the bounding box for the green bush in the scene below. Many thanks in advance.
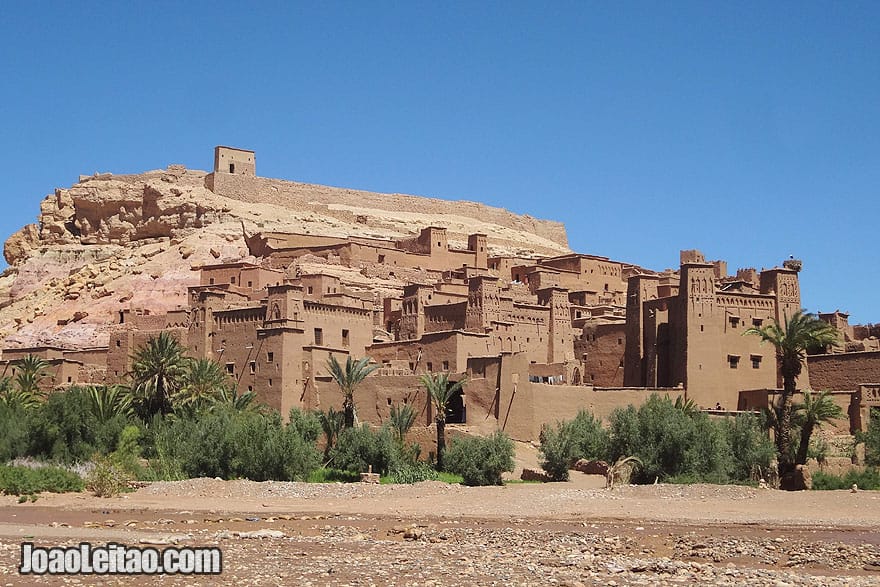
[0,404,30,462]
[861,408,880,467]
[812,468,880,491]
[85,456,131,497]
[539,410,609,481]
[307,468,361,483]
[0,465,84,495]
[444,431,514,486]
[386,460,439,484]
[288,408,321,444]
[608,395,735,484]
[329,424,399,476]
[25,388,130,463]
[722,413,777,482]
[152,406,320,481]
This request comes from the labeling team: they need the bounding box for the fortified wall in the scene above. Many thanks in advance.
[205,147,569,256]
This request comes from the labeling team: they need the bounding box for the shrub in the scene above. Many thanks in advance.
[85,456,130,497]
[25,388,130,463]
[722,413,776,482]
[812,468,880,491]
[288,408,321,444]
[862,408,880,467]
[386,460,439,484]
[0,403,29,462]
[0,465,84,495]
[151,406,320,481]
[539,410,609,481]
[329,424,399,476]
[444,431,514,486]
[608,395,734,484]
[108,425,145,479]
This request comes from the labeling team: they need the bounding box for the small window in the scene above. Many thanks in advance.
[230,276,236,284]
[67,376,72,383]
[752,318,763,327]
[226,363,235,374]
[442,360,449,371]
[617,338,623,345]
[307,286,313,294]
[229,163,235,173]
[427,362,433,372]
[116,340,121,347]
[378,254,385,263]
[387,397,392,406]
[409,362,415,371]
[249,361,256,374]
[729,316,740,328]
[728,355,740,369]
[314,328,323,346]
[247,281,253,288]
[751,355,762,369]
[247,386,253,392]
[268,378,273,387]
[209,278,215,285]
[342,329,350,347]
[267,351,274,362]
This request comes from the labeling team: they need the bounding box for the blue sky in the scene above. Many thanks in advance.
[1,2,878,322]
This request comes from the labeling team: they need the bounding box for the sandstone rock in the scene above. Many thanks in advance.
[3,224,40,265]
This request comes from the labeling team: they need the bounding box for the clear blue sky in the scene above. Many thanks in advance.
[2,2,877,323]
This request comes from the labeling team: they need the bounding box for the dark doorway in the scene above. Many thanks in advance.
[446,384,466,424]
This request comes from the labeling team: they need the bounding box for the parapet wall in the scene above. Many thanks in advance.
[206,172,569,255]
[807,351,880,391]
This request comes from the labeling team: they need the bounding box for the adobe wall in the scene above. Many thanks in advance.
[807,351,880,391]
[206,172,569,254]
[576,322,626,386]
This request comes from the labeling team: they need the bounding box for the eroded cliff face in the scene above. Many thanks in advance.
[0,164,570,349]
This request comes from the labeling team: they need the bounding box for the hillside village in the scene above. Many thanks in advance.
[1,146,878,445]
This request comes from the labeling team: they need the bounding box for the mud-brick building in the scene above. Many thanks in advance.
[624,249,804,409]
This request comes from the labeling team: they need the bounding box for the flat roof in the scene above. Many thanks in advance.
[215,145,255,153]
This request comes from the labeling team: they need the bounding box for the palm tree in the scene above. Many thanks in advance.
[174,358,230,411]
[215,385,259,412]
[13,354,50,397]
[129,332,190,417]
[84,385,134,422]
[318,407,345,461]
[326,355,378,428]
[389,402,416,445]
[745,310,838,483]
[420,373,466,471]
[0,376,41,411]
[793,389,843,466]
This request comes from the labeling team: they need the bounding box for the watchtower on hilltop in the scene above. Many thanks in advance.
[213,146,255,176]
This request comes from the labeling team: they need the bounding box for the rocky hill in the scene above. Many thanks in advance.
[1,164,569,349]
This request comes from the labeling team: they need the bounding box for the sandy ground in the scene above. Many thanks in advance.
[1,475,879,586]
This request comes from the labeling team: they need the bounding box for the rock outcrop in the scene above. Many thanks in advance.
[0,163,570,350]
